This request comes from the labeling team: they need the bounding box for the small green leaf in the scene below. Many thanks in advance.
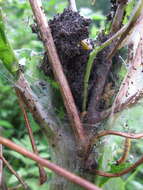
[0,120,13,128]
[91,14,106,21]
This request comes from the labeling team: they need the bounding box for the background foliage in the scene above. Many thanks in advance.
[0,0,143,190]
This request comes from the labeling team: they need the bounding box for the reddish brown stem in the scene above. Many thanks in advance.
[92,130,143,143]
[16,90,47,184]
[95,153,143,177]
[16,91,38,153]
[90,130,143,177]
[28,0,85,143]
[116,138,131,165]
[0,136,101,190]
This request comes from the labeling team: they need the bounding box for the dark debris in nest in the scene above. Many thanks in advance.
[32,8,118,113]
[41,8,95,111]
[48,9,91,59]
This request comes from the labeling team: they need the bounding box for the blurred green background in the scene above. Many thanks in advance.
[0,0,143,190]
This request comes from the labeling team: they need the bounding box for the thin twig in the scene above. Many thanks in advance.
[16,90,47,184]
[0,136,101,190]
[95,153,143,177]
[110,0,127,33]
[28,0,85,144]
[2,157,29,190]
[16,90,39,153]
[88,88,143,124]
[68,0,77,11]
[91,131,143,177]
[92,130,143,144]
[116,138,131,165]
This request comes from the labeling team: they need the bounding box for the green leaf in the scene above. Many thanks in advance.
[9,150,35,165]
[96,176,110,187]
[102,178,125,190]
[0,120,13,128]
[126,181,143,190]
[91,14,106,21]
[110,162,131,173]
[123,0,136,24]
[0,9,18,75]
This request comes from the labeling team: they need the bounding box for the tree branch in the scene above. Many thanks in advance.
[2,157,29,190]
[68,0,77,11]
[28,0,85,144]
[110,0,128,33]
[92,130,143,143]
[16,90,47,185]
[0,136,101,190]
[15,74,56,136]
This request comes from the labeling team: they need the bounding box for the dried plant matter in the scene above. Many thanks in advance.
[42,8,93,111]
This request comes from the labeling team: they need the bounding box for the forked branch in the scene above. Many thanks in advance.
[0,136,101,190]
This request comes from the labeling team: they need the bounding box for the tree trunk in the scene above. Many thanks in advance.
[44,123,95,190]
